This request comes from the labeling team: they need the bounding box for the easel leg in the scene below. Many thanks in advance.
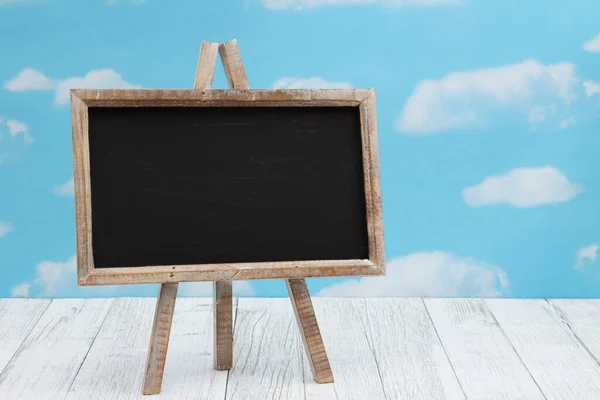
[286,279,334,383]
[210,40,250,371]
[143,283,178,395]
[213,281,233,369]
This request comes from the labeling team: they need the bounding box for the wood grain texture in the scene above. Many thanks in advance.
[226,298,304,400]
[213,281,233,370]
[287,279,333,384]
[5,298,600,399]
[359,89,385,273]
[424,298,545,400]
[308,298,385,400]
[194,42,219,90]
[361,298,465,399]
[81,260,380,286]
[0,299,51,374]
[486,298,600,399]
[71,88,383,287]
[71,88,370,108]
[66,298,155,399]
[549,299,600,364]
[70,39,384,287]
[143,283,178,395]
[71,91,93,284]
[0,299,112,400]
[218,40,250,90]
[211,40,247,374]
[154,298,231,400]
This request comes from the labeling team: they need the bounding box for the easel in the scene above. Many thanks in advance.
[142,40,334,395]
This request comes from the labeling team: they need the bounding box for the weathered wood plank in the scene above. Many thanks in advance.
[361,298,465,399]
[153,298,232,400]
[71,90,93,283]
[67,298,232,400]
[424,298,545,400]
[307,298,385,400]
[486,298,600,399]
[549,299,600,364]
[287,280,333,384]
[81,259,379,286]
[0,299,112,400]
[66,298,154,399]
[359,89,385,273]
[143,283,178,395]
[71,88,371,108]
[226,298,304,400]
[0,299,51,374]
[194,41,219,90]
[213,281,233,370]
[212,39,249,373]
[218,40,250,90]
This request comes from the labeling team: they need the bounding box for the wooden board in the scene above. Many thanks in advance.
[287,279,333,384]
[213,40,246,374]
[424,298,545,400]
[3,298,600,399]
[361,298,465,399]
[143,283,178,395]
[0,299,112,400]
[226,298,304,400]
[486,298,600,399]
[308,298,386,400]
[213,281,233,371]
[66,298,155,399]
[71,88,384,285]
[156,297,232,400]
[0,299,50,374]
[549,299,600,364]
[64,297,231,399]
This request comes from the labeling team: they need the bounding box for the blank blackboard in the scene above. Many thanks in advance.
[87,106,369,268]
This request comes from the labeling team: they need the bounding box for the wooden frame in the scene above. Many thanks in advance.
[71,88,384,286]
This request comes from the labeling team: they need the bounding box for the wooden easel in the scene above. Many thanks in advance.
[142,40,334,395]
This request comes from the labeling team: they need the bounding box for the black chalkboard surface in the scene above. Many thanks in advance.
[88,106,369,268]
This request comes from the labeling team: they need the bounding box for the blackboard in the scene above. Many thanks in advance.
[71,89,384,285]
[88,106,368,268]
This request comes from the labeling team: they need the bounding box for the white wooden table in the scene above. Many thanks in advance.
[1,297,599,399]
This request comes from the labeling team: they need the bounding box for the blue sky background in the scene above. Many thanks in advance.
[1,0,600,299]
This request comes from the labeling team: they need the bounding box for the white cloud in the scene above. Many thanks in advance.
[317,251,509,297]
[262,0,461,11]
[10,282,31,298]
[4,68,54,91]
[0,117,33,145]
[397,59,579,134]
[52,176,74,197]
[0,117,33,164]
[583,80,600,97]
[179,281,255,297]
[575,244,598,269]
[0,221,14,238]
[5,68,140,106]
[6,119,33,144]
[462,166,582,208]
[54,69,141,105]
[583,33,600,53]
[272,76,352,89]
[13,253,254,298]
[34,255,78,296]
[12,254,157,298]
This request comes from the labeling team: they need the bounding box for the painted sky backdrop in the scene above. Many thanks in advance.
[1,0,600,299]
